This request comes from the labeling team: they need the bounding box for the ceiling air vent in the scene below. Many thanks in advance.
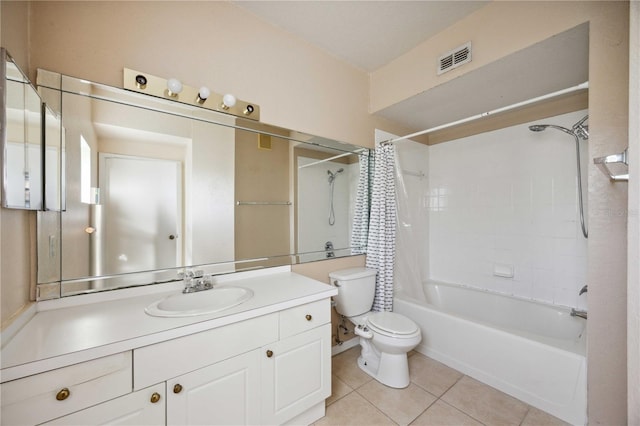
[437,42,472,75]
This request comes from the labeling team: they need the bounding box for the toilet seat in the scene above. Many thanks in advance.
[367,312,419,337]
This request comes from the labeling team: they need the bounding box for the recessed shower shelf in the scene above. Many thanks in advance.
[594,148,629,182]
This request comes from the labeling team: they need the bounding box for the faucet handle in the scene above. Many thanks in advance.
[202,275,214,290]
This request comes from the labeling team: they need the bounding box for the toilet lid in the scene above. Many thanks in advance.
[367,312,419,336]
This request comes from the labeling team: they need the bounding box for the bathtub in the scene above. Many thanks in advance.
[394,281,586,425]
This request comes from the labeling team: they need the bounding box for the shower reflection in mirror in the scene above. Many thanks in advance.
[297,151,359,259]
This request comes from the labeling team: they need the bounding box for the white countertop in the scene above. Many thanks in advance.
[0,267,337,382]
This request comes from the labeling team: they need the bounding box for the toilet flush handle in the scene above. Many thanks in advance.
[333,280,341,287]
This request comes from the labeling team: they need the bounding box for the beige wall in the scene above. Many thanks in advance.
[26,1,411,149]
[1,0,29,72]
[235,126,290,260]
[371,3,630,424]
[627,2,639,423]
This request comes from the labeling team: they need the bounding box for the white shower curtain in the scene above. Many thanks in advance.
[366,143,397,312]
[393,139,428,302]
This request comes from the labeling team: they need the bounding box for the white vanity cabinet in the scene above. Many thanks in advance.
[135,299,332,426]
[0,272,336,426]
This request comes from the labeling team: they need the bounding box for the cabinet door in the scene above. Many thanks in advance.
[167,349,261,425]
[44,384,165,426]
[261,324,331,425]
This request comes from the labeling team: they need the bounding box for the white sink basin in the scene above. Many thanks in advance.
[145,286,254,317]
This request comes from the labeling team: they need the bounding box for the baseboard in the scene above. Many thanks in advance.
[331,337,360,356]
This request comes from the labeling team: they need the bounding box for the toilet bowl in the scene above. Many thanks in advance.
[329,267,421,388]
[349,311,421,388]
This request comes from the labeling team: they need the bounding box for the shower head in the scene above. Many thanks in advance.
[528,123,575,137]
[327,168,344,183]
[528,117,589,238]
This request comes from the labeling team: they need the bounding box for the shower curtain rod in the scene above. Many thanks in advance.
[380,81,589,145]
[297,148,367,169]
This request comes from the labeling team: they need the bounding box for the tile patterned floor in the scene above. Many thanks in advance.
[315,347,570,426]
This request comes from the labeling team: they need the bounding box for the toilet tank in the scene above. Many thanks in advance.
[329,267,377,317]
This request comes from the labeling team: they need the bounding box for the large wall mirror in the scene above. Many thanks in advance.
[1,48,44,210]
[36,70,370,298]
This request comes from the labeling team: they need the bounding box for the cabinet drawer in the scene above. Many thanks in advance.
[44,383,165,426]
[0,352,132,426]
[279,299,330,339]
[134,313,278,390]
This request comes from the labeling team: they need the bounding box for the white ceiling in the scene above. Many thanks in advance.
[233,1,489,72]
[233,1,589,133]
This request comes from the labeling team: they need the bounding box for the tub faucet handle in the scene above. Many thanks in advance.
[579,285,588,295]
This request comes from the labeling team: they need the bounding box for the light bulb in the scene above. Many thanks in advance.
[166,78,183,97]
[196,86,210,104]
[222,94,237,109]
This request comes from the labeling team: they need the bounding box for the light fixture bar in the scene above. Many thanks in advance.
[123,68,260,121]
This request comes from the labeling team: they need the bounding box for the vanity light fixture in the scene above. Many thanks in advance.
[196,86,211,104]
[123,68,260,121]
[221,94,237,110]
[166,78,183,97]
[135,74,147,89]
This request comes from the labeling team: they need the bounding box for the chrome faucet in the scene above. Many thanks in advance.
[325,241,335,258]
[571,286,588,319]
[570,309,587,320]
[179,269,213,293]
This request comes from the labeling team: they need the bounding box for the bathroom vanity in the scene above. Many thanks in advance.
[0,267,337,425]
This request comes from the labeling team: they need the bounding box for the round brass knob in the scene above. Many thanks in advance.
[150,392,161,404]
[173,384,183,394]
[305,314,312,321]
[56,388,70,401]
[266,350,273,358]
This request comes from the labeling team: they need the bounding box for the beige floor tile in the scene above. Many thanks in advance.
[411,400,483,426]
[441,376,528,425]
[521,407,570,426]
[326,374,353,406]
[408,353,463,397]
[357,380,437,426]
[332,346,373,389]
[315,391,396,425]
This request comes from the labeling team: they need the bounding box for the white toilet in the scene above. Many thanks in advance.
[329,267,421,388]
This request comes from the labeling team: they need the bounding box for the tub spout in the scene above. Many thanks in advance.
[579,285,588,295]
[571,308,587,320]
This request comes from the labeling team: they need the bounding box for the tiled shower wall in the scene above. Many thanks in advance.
[395,110,589,309]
